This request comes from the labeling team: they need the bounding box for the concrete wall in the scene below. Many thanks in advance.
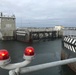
[0,13,16,40]
[1,17,15,30]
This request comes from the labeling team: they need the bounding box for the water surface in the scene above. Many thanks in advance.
[0,39,75,75]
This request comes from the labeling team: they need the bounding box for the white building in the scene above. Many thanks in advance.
[54,25,64,31]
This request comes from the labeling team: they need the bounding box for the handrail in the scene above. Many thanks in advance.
[20,58,76,74]
[9,57,76,75]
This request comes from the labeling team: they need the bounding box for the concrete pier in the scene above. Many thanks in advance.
[15,27,62,42]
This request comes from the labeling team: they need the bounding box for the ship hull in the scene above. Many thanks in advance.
[61,36,76,72]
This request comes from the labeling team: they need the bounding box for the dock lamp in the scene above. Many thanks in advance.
[0,46,35,70]
[0,49,11,66]
[24,46,35,60]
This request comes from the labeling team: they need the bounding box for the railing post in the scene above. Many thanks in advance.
[9,70,16,75]
[9,68,20,75]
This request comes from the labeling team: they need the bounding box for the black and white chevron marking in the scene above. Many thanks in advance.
[64,37,76,45]
[64,42,76,53]
[63,36,76,53]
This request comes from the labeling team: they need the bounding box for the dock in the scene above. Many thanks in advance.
[0,13,63,42]
[14,27,63,42]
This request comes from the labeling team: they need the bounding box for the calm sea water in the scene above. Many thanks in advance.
[0,39,76,75]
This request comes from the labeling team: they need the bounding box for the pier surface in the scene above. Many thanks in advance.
[15,27,62,42]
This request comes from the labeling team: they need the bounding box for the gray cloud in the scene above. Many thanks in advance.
[0,0,76,27]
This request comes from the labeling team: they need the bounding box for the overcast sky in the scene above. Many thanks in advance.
[0,0,76,27]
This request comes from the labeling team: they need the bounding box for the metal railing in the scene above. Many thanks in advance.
[0,47,76,75]
[9,57,76,75]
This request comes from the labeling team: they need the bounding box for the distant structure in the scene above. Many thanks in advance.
[15,26,63,42]
[0,12,64,41]
[54,25,64,37]
[54,25,64,31]
[0,12,16,40]
[63,27,76,37]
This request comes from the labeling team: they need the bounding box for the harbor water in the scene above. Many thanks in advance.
[0,39,76,75]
